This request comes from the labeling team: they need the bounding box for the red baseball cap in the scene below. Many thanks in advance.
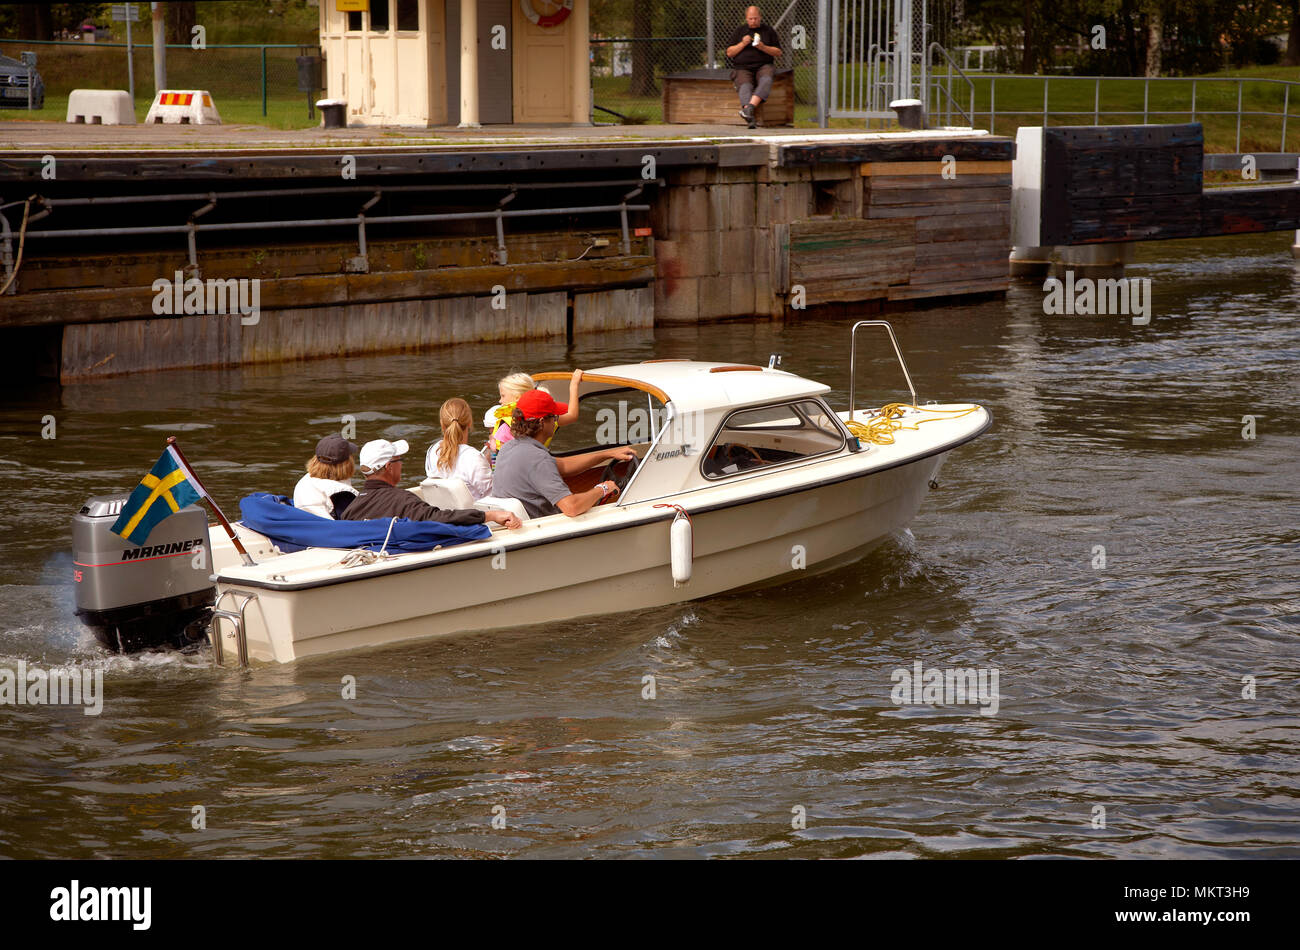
[515,388,568,419]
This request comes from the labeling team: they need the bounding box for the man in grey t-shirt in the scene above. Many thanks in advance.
[493,389,636,518]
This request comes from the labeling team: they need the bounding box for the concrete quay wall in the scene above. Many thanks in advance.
[0,133,1014,382]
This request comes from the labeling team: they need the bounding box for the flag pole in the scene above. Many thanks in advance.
[167,436,255,567]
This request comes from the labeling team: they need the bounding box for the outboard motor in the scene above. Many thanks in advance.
[72,494,214,652]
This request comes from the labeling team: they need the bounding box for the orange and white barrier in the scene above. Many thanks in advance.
[145,90,222,125]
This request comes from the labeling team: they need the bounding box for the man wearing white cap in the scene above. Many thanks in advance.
[342,438,521,529]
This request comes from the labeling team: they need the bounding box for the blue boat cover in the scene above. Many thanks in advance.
[238,492,491,553]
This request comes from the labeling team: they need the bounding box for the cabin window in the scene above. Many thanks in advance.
[546,386,669,453]
[346,10,363,31]
[396,0,419,30]
[369,0,390,32]
[702,400,844,479]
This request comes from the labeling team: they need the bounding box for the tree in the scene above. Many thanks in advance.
[1287,0,1300,66]
[167,2,197,45]
[15,2,55,40]
[629,1,656,96]
[1145,2,1163,76]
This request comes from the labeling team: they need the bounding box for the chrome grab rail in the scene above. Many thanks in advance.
[848,320,919,419]
[210,589,258,668]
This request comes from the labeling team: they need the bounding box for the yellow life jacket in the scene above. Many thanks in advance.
[487,399,557,467]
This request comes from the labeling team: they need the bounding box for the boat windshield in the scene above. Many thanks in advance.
[550,386,670,453]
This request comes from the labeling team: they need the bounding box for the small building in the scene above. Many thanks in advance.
[319,0,591,127]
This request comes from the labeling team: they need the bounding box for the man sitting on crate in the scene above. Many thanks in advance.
[726,6,783,129]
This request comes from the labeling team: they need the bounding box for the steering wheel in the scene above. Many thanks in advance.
[597,454,640,501]
[708,443,764,465]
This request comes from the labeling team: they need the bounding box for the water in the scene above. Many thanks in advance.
[1,233,1296,858]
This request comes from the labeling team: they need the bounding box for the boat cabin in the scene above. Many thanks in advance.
[532,361,851,507]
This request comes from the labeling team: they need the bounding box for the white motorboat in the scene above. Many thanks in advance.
[73,322,990,664]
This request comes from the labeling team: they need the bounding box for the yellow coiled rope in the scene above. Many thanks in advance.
[845,403,982,446]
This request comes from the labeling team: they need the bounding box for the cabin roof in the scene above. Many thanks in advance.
[535,361,831,414]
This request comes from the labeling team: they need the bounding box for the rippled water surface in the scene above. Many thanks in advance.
[1,232,1297,858]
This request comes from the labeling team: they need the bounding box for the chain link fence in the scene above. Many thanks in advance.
[591,0,822,124]
[0,39,321,128]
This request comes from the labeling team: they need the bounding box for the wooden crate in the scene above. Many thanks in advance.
[662,68,794,127]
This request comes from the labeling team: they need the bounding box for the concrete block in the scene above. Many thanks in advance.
[708,187,731,232]
[700,275,733,319]
[668,229,719,278]
[719,229,755,272]
[751,267,775,316]
[729,272,756,316]
[666,185,712,234]
[67,89,136,125]
[672,166,712,186]
[715,162,768,183]
[730,185,757,230]
[655,275,700,324]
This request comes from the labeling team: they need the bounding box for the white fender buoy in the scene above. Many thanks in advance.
[669,509,692,587]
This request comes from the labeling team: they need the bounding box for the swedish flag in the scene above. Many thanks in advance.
[111,445,206,546]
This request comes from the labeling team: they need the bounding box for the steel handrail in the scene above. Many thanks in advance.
[977,74,1300,151]
[927,41,974,127]
[14,180,659,273]
[848,320,918,419]
[211,589,257,667]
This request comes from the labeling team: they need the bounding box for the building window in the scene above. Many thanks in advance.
[701,400,845,479]
[346,10,362,32]
[396,0,419,31]
[369,0,390,32]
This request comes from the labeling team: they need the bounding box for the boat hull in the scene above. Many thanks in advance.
[212,450,947,664]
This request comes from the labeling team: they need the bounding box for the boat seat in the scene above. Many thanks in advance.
[418,477,475,510]
[475,496,529,523]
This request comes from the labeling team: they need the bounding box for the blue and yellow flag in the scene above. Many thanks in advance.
[111,445,206,546]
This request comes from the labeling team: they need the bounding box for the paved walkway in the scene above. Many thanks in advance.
[0,120,987,153]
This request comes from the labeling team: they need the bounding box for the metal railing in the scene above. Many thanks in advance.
[963,74,1300,152]
[926,41,973,127]
[0,179,659,290]
[848,320,917,418]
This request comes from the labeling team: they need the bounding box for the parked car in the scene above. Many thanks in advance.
[0,53,45,110]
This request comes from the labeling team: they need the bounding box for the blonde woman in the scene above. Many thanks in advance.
[483,369,584,467]
[426,397,494,500]
[293,435,359,518]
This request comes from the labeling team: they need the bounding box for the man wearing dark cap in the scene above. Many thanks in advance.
[492,389,636,519]
[293,434,360,518]
[726,5,783,128]
[341,438,521,529]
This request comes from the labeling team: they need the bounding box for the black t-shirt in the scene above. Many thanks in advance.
[727,23,781,69]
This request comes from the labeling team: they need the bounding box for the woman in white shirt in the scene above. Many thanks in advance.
[426,397,493,500]
[293,434,359,518]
